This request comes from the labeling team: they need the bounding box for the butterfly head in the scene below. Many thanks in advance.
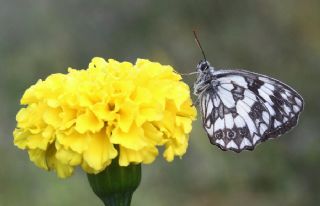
[197,60,212,72]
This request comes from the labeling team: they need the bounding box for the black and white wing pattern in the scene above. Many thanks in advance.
[198,68,304,152]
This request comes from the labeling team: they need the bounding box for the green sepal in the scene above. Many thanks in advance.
[87,158,141,206]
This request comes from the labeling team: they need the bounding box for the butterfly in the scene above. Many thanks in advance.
[192,32,304,152]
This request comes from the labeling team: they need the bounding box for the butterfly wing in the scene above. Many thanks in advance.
[200,69,304,152]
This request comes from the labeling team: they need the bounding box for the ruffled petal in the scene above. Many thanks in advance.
[83,130,118,171]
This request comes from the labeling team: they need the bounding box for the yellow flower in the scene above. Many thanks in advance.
[13,57,197,178]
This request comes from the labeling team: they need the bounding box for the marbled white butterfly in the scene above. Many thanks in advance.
[193,32,304,152]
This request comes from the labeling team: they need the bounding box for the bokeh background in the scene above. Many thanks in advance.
[1,0,319,205]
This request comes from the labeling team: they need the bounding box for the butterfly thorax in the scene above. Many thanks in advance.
[194,60,216,96]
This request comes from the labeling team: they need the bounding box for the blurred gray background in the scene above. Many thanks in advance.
[1,0,319,206]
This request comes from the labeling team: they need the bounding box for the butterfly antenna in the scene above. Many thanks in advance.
[193,30,207,61]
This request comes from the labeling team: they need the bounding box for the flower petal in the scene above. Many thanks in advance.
[75,110,104,133]
[83,130,117,171]
[111,123,146,150]
[119,146,158,166]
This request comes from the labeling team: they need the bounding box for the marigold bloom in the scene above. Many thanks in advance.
[13,57,197,178]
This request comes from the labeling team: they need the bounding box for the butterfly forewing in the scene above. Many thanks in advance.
[198,68,303,152]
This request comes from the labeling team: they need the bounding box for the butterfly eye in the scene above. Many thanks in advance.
[197,60,210,71]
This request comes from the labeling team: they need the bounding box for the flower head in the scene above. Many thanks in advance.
[13,57,197,178]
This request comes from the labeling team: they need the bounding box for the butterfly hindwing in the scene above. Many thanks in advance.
[201,82,271,152]
[199,69,303,152]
